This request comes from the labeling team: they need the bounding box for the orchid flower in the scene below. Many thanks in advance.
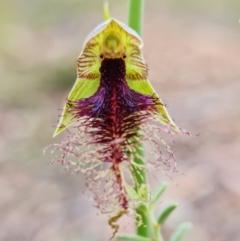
[53,19,178,137]
[50,18,184,238]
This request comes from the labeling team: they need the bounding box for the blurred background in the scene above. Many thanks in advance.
[0,0,240,240]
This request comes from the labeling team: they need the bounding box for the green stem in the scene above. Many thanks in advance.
[128,0,149,238]
[130,144,149,237]
[128,0,144,36]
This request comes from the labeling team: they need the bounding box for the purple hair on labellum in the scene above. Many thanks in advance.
[70,58,158,143]
[67,58,159,212]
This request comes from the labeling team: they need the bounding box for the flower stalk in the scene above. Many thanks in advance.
[128,0,144,36]
[128,0,150,238]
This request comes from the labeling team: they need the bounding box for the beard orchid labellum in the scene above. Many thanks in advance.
[51,18,183,237]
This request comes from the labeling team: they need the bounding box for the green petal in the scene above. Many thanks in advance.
[53,77,100,137]
[127,79,179,132]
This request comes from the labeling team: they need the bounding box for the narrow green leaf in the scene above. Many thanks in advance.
[126,187,139,200]
[151,182,168,205]
[138,183,149,199]
[169,222,192,241]
[157,202,178,226]
[116,234,151,241]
